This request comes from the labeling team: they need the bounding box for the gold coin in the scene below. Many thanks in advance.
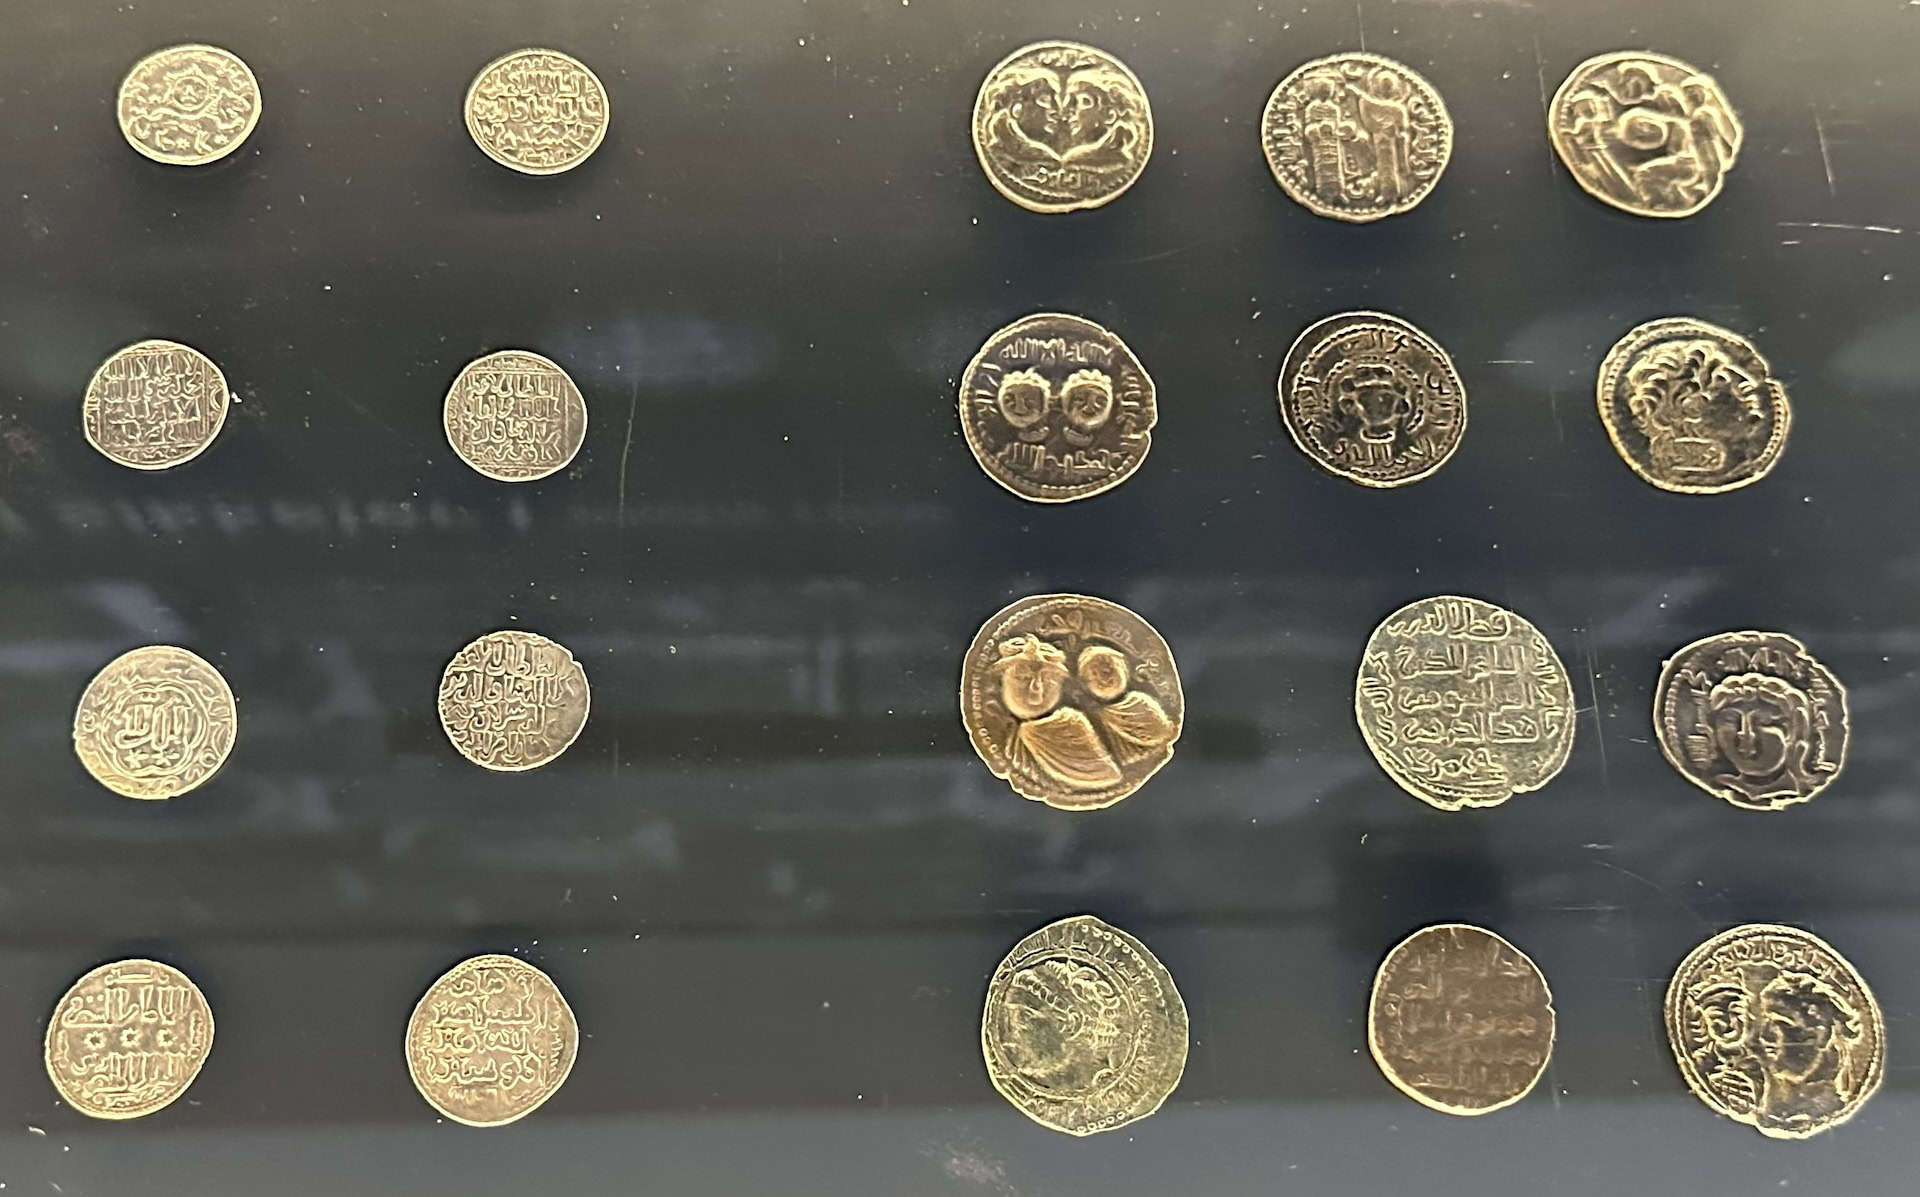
[1260,53,1452,222]
[958,313,1156,502]
[82,339,232,471]
[1597,318,1790,494]
[1368,924,1554,1116]
[405,954,579,1127]
[961,594,1182,810]
[117,44,261,166]
[45,958,215,1120]
[971,41,1153,213]
[1279,311,1465,488]
[444,349,588,482]
[982,914,1187,1136]
[1549,51,1742,218]
[73,645,237,800]
[1666,924,1884,1139]
[1356,596,1575,810]
[1653,631,1847,811]
[438,630,590,772]
[464,48,609,175]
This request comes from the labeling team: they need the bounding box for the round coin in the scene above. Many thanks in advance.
[1666,924,1883,1139]
[117,44,261,166]
[1549,51,1743,218]
[438,630,590,772]
[1260,52,1452,221]
[73,645,237,800]
[444,349,589,482]
[971,41,1153,213]
[406,954,579,1127]
[1597,318,1790,494]
[961,594,1183,810]
[45,958,214,1120]
[1279,311,1466,487]
[464,48,609,175]
[82,339,232,471]
[1653,631,1847,812]
[982,914,1188,1136]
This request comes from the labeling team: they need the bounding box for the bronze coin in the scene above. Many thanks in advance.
[45,959,215,1120]
[972,41,1153,213]
[117,44,261,166]
[437,630,590,772]
[1279,311,1466,487]
[82,340,232,471]
[444,349,588,482]
[73,645,238,800]
[405,954,579,1127]
[1261,52,1452,222]
[1597,318,1790,494]
[1549,51,1742,218]
[464,48,609,175]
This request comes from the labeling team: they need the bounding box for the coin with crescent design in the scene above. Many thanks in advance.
[1261,52,1452,221]
[438,630,590,771]
[406,954,579,1127]
[1597,318,1790,494]
[82,340,232,470]
[1279,311,1466,487]
[465,48,609,175]
[444,349,588,482]
[73,645,237,800]
[972,41,1153,213]
[1549,51,1742,218]
[45,959,215,1120]
[117,44,261,165]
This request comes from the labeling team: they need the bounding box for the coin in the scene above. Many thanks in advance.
[1260,53,1452,222]
[1549,51,1743,218]
[73,645,237,800]
[117,44,261,166]
[1653,631,1847,811]
[1279,311,1466,488]
[982,914,1187,1136]
[405,954,579,1127]
[464,48,609,175]
[45,958,215,1120]
[444,349,588,482]
[961,594,1183,810]
[438,630,590,772]
[1666,924,1884,1139]
[1597,318,1790,494]
[971,41,1153,213]
[82,339,232,471]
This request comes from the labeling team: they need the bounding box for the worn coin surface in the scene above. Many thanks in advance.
[1549,51,1742,218]
[464,48,609,175]
[1261,52,1452,221]
[117,44,260,165]
[45,959,215,1120]
[972,41,1153,213]
[1597,318,1790,494]
[1666,924,1883,1139]
[73,645,237,800]
[438,630,590,771]
[444,349,588,482]
[1279,312,1465,487]
[982,914,1187,1136]
[962,595,1182,810]
[406,954,579,1127]
[1369,924,1554,1116]
[82,339,232,470]
[1653,631,1847,811]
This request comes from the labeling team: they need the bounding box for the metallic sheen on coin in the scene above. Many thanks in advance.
[1549,51,1742,218]
[465,48,609,175]
[444,349,588,482]
[73,645,237,800]
[972,41,1153,213]
[1261,52,1452,221]
[83,340,232,470]
[1597,318,1790,494]
[45,958,214,1120]
[117,44,261,165]
[1280,311,1466,487]
[406,954,579,1127]
[438,631,590,772]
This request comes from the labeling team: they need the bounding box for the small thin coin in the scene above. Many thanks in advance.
[1279,311,1466,487]
[45,959,215,1120]
[1597,318,1790,494]
[73,645,237,800]
[1653,631,1847,811]
[406,954,579,1127]
[1549,51,1743,218]
[82,339,232,470]
[961,594,1183,810]
[1369,924,1554,1116]
[465,48,609,175]
[982,914,1187,1136]
[444,349,588,482]
[1261,52,1452,222]
[438,630,590,772]
[117,44,261,166]
[1666,924,1884,1139]
[972,41,1153,213]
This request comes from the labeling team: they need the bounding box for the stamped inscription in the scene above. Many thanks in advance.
[1597,318,1790,494]
[465,48,609,175]
[438,631,589,772]
[972,41,1153,213]
[73,645,237,800]
[117,43,260,165]
[406,954,579,1127]
[83,340,232,471]
[1550,51,1742,218]
[45,959,215,1120]
[445,350,588,482]
[1261,52,1452,221]
[1279,311,1466,487]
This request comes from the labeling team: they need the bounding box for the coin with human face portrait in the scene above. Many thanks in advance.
[1279,311,1466,487]
[118,44,261,165]
[465,48,609,175]
[406,954,579,1127]
[45,958,215,1120]
[1598,318,1790,494]
[1261,52,1452,221]
[972,41,1153,213]
[73,645,237,800]
[1549,51,1742,218]
[444,349,588,482]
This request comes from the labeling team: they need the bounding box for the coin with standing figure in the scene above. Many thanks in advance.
[444,349,588,482]
[1261,52,1452,221]
[972,41,1154,213]
[464,48,609,175]
[45,959,215,1120]
[1549,51,1743,218]
[1597,318,1790,494]
[1279,312,1466,487]
[117,44,261,165]
[73,645,237,800]
[406,954,579,1127]
[438,631,590,771]
[82,340,232,470]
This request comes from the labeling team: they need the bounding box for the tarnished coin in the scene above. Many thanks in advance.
[982,914,1187,1136]
[438,631,590,772]
[45,958,215,1120]
[117,44,261,166]
[406,954,579,1127]
[82,339,232,471]
[1279,311,1466,487]
[73,645,237,800]
[1357,596,1575,810]
[1666,924,1883,1139]
[1549,51,1743,218]
[464,48,609,175]
[971,41,1153,213]
[961,594,1182,810]
[1260,53,1452,222]
[1653,631,1847,812]
[1369,924,1555,1116]
[1597,318,1790,494]
[444,349,588,482]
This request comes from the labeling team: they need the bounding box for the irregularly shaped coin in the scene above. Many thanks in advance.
[1549,51,1742,218]
[1653,631,1847,811]
[1369,924,1554,1116]
[444,350,588,482]
[961,595,1182,810]
[82,340,232,471]
[438,630,590,772]
[406,954,579,1127]
[73,645,237,800]
[1666,924,1883,1139]
[465,48,609,175]
[972,41,1153,213]
[1279,311,1466,487]
[45,959,215,1120]
[117,44,261,166]
[1597,318,1790,494]
[982,914,1187,1136]
[1261,53,1452,221]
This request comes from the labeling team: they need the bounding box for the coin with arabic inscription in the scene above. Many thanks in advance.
[82,340,232,471]
[444,350,588,482]
[1598,318,1790,494]
[1279,311,1466,487]
[45,958,215,1120]
[972,41,1153,213]
[465,48,609,175]
[438,630,590,772]
[1549,51,1743,218]
[73,645,237,800]
[406,954,579,1127]
[117,44,260,166]
[1261,52,1452,222]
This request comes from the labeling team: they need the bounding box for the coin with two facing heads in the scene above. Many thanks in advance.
[444,350,588,482]
[1261,52,1453,221]
[972,41,1153,213]
[1598,318,1791,494]
[438,630,590,771]
[406,954,579,1127]
[73,645,237,800]
[117,44,261,165]
[1549,51,1743,218]
[465,48,609,175]
[1279,311,1466,487]
[45,958,215,1119]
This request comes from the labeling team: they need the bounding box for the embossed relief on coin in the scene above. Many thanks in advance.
[82,340,232,470]
[45,959,215,1120]
[1598,319,1790,493]
[465,49,609,175]
[406,954,579,1127]
[438,631,590,772]
[1279,312,1465,487]
[1550,51,1742,218]
[117,44,260,165]
[444,350,588,482]
[1261,53,1452,221]
[972,41,1153,212]
[73,645,237,800]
